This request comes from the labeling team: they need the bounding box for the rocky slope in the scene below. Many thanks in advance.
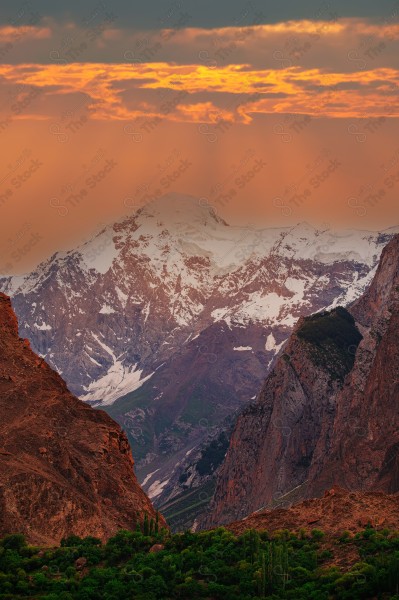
[1,194,397,523]
[0,293,164,546]
[204,235,399,528]
[226,486,399,570]
[227,486,399,538]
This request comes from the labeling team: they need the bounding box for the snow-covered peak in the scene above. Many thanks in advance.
[135,193,225,229]
[289,222,317,236]
[2,193,398,299]
[382,225,399,235]
[78,226,119,274]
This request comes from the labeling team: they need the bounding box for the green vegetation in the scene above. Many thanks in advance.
[1,526,399,599]
[296,307,363,380]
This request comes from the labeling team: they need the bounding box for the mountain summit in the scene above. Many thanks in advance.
[135,193,226,228]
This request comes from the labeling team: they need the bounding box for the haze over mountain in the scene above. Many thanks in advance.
[1,193,398,529]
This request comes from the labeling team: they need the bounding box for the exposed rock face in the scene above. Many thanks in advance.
[0,293,164,546]
[204,235,399,527]
[203,307,363,527]
[308,234,399,496]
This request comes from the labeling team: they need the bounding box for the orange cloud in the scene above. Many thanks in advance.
[0,62,397,122]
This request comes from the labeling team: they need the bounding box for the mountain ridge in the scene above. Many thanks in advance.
[203,234,399,528]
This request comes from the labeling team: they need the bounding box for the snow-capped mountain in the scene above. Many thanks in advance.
[1,194,394,402]
[1,193,397,524]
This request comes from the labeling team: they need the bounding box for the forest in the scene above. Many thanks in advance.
[1,523,399,599]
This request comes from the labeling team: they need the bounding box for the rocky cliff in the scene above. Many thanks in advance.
[308,233,399,496]
[204,234,399,527]
[0,293,165,546]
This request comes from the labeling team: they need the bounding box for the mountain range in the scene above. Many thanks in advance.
[1,193,398,529]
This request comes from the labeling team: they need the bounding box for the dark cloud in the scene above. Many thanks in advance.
[0,0,397,29]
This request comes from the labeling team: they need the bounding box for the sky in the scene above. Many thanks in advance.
[0,0,399,273]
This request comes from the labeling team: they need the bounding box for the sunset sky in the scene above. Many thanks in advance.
[1,0,399,273]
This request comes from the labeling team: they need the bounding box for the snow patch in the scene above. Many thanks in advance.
[79,228,119,274]
[211,308,228,322]
[33,322,52,331]
[265,332,286,353]
[148,477,170,499]
[99,304,115,314]
[80,362,154,405]
[233,346,252,351]
[142,469,160,487]
[86,354,102,367]
[237,292,286,323]
[116,286,128,307]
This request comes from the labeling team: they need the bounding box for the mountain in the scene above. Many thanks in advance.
[307,233,399,496]
[203,234,399,528]
[1,194,397,528]
[0,292,164,546]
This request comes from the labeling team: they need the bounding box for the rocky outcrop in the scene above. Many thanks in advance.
[203,307,363,527]
[0,293,165,546]
[204,235,399,527]
[227,487,399,538]
[308,234,399,496]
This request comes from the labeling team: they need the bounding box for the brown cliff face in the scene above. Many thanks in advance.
[205,235,399,528]
[0,293,165,546]
[308,234,399,495]
[203,306,362,527]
